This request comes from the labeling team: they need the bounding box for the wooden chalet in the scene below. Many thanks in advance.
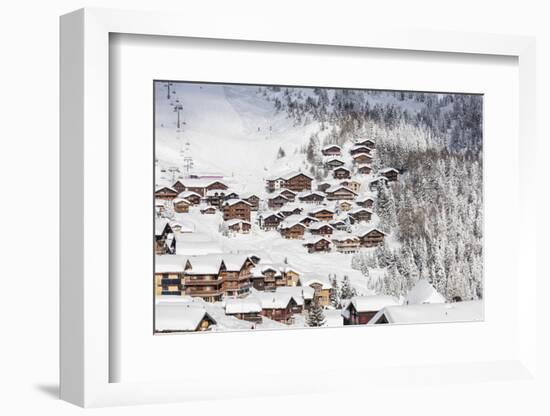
[357,165,372,175]
[251,265,286,291]
[333,166,351,180]
[258,294,298,324]
[357,228,386,247]
[342,296,399,325]
[331,234,361,253]
[279,222,306,239]
[176,179,229,197]
[325,185,358,201]
[154,255,185,296]
[350,145,372,156]
[369,176,389,191]
[259,212,284,230]
[172,180,186,193]
[299,275,331,307]
[241,193,260,211]
[317,182,332,193]
[155,306,217,333]
[348,208,373,224]
[173,198,191,213]
[284,172,313,192]
[329,219,348,231]
[177,191,202,205]
[278,206,303,217]
[224,298,263,324]
[354,138,375,149]
[325,157,345,169]
[308,207,335,221]
[338,200,353,212]
[340,179,361,193]
[356,195,374,208]
[321,144,342,156]
[155,186,178,200]
[352,152,373,164]
[183,257,224,302]
[200,206,217,215]
[380,167,400,182]
[222,199,252,222]
[268,194,289,209]
[298,191,325,204]
[308,222,335,236]
[265,176,286,193]
[226,219,251,234]
[279,189,297,201]
[303,236,331,253]
[219,255,255,298]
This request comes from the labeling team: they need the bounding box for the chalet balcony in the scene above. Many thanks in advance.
[185,278,222,286]
[185,288,224,297]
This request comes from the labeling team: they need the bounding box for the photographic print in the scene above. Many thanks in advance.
[154,81,483,333]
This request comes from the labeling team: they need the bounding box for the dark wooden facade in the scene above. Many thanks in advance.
[261,298,298,323]
[173,198,191,213]
[268,195,289,209]
[325,158,345,169]
[284,173,312,192]
[357,165,372,175]
[381,168,399,182]
[321,145,342,156]
[350,145,372,156]
[223,200,251,222]
[280,223,306,239]
[349,209,372,223]
[353,153,373,164]
[333,167,351,179]
[155,187,178,200]
[359,229,386,247]
[326,187,357,201]
[303,238,331,253]
[260,213,283,230]
[299,193,325,204]
[343,303,377,325]
[309,209,334,221]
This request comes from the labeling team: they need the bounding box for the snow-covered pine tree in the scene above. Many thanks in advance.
[340,275,356,300]
[329,275,342,308]
[277,147,286,159]
[306,299,326,327]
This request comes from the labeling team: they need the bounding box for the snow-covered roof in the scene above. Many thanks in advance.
[298,190,326,199]
[225,219,251,227]
[325,157,344,163]
[173,197,191,206]
[155,186,177,193]
[354,138,375,144]
[177,191,201,199]
[184,254,252,274]
[279,214,316,229]
[352,152,372,159]
[370,176,389,184]
[405,280,446,305]
[380,167,399,174]
[369,301,484,325]
[299,273,332,290]
[347,295,400,312]
[308,206,335,214]
[274,286,307,306]
[175,178,227,188]
[254,292,294,309]
[155,255,187,273]
[350,144,371,151]
[155,219,171,235]
[155,303,215,332]
[325,185,358,195]
[223,198,252,207]
[332,166,351,172]
[355,227,387,237]
[269,193,290,201]
[322,144,342,151]
[225,298,262,314]
[308,221,335,231]
[331,232,360,242]
[323,309,344,327]
[349,207,373,215]
[303,235,332,245]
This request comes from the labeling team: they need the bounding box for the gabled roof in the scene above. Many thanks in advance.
[269,193,290,201]
[349,207,373,215]
[223,198,252,207]
[308,221,335,231]
[308,206,335,214]
[225,298,262,314]
[331,231,360,243]
[332,166,351,172]
[380,167,399,174]
[177,190,201,199]
[155,304,216,332]
[350,144,371,151]
[155,186,178,193]
[326,185,358,195]
[356,227,387,237]
[298,190,326,199]
[303,236,332,245]
[299,273,332,290]
[175,178,227,188]
[405,280,446,305]
[346,295,400,313]
[225,219,251,227]
[369,301,483,325]
[155,254,187,273]
[173,197,191,205]
[352,152,372,159]
[322,144,342,151]
[254,292,294,309]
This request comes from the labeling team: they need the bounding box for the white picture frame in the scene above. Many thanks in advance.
[60,8,538,407]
